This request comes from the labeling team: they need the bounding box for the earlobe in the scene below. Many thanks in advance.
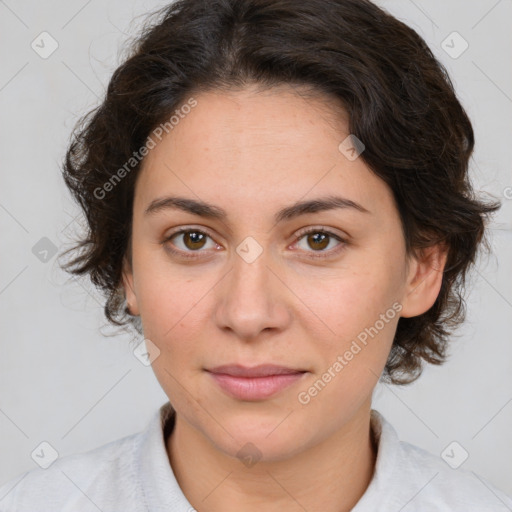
[121,256,140,316]
[400,244,448,318]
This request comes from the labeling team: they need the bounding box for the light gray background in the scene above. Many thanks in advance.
[1,0,511,498]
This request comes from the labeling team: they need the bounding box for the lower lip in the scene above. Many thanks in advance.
[207,371,306,401]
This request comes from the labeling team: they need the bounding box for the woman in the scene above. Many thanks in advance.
[1,0,510,510]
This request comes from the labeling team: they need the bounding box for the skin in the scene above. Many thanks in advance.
[122,84,447,512]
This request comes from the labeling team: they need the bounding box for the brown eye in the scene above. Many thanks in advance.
[305,232,330,251]
[293,228,347,259]
[180,231,208,250]
[163,228,218,259]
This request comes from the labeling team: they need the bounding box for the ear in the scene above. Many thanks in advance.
[121,255,140,316]
[400,243,448,318]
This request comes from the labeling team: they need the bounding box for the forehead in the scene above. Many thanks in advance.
[134,86,394,221]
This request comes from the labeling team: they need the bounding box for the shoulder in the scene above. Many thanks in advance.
[367,410,512,511]
[396,438,512,509]
[0,431,143,512]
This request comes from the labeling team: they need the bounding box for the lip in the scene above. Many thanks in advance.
[207,364,305,377]
[206,364,307,401]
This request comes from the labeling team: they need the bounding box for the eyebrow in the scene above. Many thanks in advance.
[144,194,371,223]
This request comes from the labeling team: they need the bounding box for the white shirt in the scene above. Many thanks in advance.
[1,401,511,511]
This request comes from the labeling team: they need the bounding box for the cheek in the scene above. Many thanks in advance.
[137,278,201,349]
[132,259,213,366]
[297,262,403,394]
[296,276,400,413]
[132,242,194,324]
[304,265,401,339]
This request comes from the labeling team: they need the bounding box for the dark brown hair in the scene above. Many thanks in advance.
[60,0,500,385]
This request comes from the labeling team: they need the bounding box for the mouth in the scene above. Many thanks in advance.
[205,364,308,401]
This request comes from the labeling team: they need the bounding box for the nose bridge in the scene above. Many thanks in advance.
[214,235,291,338]
[233,237,272,299]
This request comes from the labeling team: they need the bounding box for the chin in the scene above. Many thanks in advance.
[204,410,312,463]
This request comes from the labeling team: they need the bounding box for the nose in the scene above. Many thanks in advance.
[214,240,292,341]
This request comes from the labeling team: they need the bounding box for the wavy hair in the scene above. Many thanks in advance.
[60,0,500,385]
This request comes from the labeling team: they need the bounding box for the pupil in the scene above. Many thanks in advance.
[186,232,205,249]
[309,233,328,250]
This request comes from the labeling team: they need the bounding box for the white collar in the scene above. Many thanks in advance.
[134,402,398,511]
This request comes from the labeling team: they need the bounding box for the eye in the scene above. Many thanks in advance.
[162,226,347,260]
[292,227,347,259]
[163,228,220,259]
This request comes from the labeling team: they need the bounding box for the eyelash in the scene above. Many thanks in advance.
[162,226,347,261]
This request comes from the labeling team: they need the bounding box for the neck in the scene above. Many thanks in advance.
[166,402,377,512]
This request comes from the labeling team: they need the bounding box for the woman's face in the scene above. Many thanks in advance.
[123,84,443,461]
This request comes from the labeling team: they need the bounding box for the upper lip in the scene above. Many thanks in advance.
[206,364,306,378]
